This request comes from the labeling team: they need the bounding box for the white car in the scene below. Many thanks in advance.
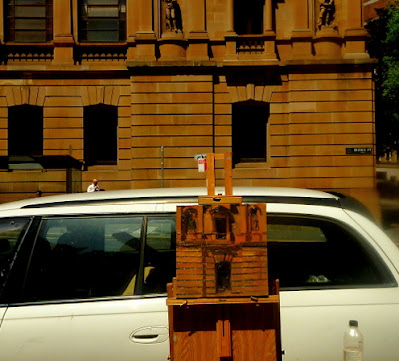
[0,187,398,361]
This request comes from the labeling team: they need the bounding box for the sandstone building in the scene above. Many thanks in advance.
[363,0,389,21]
[0,0,377,210]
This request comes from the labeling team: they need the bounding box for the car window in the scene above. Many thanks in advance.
[141,217,176,295]
[22,215,176,302]
[20,212,391,300]
[0,218,30,293]
[267,215,395,290]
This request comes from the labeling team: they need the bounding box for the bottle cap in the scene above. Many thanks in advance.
[349,320,358,327]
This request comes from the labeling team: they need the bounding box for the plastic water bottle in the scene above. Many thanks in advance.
[343,320,363,361]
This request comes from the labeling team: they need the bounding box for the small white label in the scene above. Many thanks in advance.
[198,158,207,172]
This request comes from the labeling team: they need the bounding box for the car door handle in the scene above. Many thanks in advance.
[130,326,169,344]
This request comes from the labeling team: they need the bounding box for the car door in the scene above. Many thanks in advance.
[266,207,399,361]
[0,214,176,361]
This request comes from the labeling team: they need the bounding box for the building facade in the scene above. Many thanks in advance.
[0,0,377,211]
[363,0,389,21]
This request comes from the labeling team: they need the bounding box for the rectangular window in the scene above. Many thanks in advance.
[234,0,264,35]
[79,0,126,42]
[5,0,53,43]
[84,104,117,166]
[267,216,395,290]
[232,101,269,165]
[23,215,176,302]
[8,105,43,156]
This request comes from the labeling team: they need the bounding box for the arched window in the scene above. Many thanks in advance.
[84,104,118,166]
[78,0,126,42]
[234,0,264,35]
[232,101,269,166]
[4,0,53,42]
[8,105,43,156]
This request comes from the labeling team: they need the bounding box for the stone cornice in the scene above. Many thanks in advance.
[0,58,376,76]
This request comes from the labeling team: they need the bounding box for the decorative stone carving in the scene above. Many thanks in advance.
[317,0,337,30]
[164,0,182,33]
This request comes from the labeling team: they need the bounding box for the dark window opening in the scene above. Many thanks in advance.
[8,105,43,156]
[22,215,176,302]
[216,261,231,292]
[79,0,126,42]
[215,217,227,239]
[232,101,269,166]
[267,215,396,290]
[234,0,264,35]
[12,212,395,303]
[84,104,118,166]
[5,0,53,42]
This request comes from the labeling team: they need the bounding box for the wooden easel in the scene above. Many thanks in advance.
[198,152,242,204]
[167,152,282,361]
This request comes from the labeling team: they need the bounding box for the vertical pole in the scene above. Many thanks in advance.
[161,146,164,188]
[206,153,216,196]
[224,152,233,196]
[66,168,72,193]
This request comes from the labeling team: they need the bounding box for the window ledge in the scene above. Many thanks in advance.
[76,42,128,47]
[85,164,118,171]
[234,162,270,169]
[4,42,53,46]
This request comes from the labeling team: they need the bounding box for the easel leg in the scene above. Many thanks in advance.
[217,305,232,359]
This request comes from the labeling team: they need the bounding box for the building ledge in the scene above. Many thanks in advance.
[0,58,377,73]
[0,155,83,171]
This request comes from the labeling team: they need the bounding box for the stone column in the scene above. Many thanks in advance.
[134,0,157,61]
[264,0,273,32]
[126,0,139,60]
[290,0,312,59]
[343,0,363,29]
[0,1,4,43]
[225,0,237,60]
[226,0,235,33]
[263,0,277,59]
[187,0,209,60]
[53,0,74,64]
[342,0,368,59]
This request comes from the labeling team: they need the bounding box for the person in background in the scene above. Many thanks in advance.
[87,179,100,192]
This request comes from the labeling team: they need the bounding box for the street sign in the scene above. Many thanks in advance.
[346,147,372,155]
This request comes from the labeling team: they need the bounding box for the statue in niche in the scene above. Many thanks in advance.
[164,0,183,33]
[317,0,336,30]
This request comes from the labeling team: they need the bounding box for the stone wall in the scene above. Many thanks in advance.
[0,0,378,213]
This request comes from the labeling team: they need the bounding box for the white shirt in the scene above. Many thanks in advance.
[87,184,100,192]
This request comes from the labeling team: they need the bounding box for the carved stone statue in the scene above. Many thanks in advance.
[164,0,182,33]
[317,0,336,30]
